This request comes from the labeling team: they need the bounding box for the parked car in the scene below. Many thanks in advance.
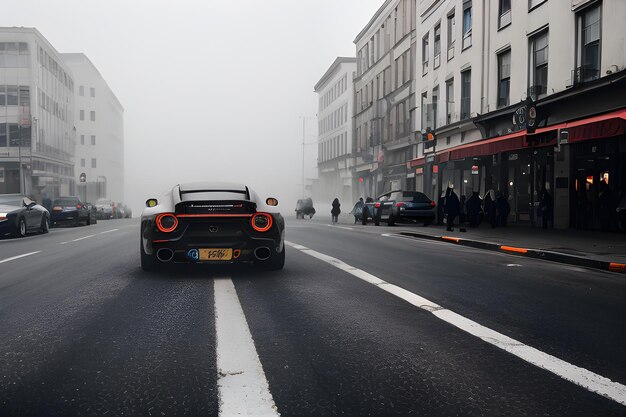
[140,182,285,271]
[121,203,133,218]
[0,195,51,238]
[50,196,91,227]
[95,198,116,219]
[371,190,436,226]
[295,198,315,219]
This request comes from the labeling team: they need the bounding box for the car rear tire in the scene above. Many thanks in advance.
[388,214,396,226]
[40,216,50,234]
[17,218,27,237]
[140,240,158,272]
[258,246,285,270]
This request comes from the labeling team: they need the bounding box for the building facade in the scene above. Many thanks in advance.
[314,57,357,205]
[353,0,418,200]
[0,28,76,201]
[363,0,626,231]
[61,53,125,203]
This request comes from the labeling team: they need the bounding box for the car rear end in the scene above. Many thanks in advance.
[394,192,436,224]
[96,199,114,219]
[145,190,284,266]
[51,198,82,226]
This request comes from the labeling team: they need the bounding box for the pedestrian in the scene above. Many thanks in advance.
[459,195,467,226]
[538,188,553,229]
[443,184,460,232]
[437,190,446,225]
[484,189,496,228]
[331,197,341,224]
[351,197,365,224]
[466,191,482,227]
[495,191,510,227]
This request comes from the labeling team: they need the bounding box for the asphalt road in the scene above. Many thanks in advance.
[0,217,625,416]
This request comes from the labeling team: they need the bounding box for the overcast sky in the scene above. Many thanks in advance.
[1,0,384,212]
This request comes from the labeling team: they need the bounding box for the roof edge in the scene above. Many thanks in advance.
[314,57,356,92]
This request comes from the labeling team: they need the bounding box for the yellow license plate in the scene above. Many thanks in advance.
[199,248,233,261]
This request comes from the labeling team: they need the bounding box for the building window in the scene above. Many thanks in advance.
[434,23,441,69]
[90,87,95,98]
[447,13,456,60]
[90,111,96,122]
[460,70,471,119]
[81,158,85,168]
[0,123,6,147]
[497,50,511,108]
[91,158,97,168]
[80,134,85,145]
[446,78,454,124]
[432,86,439,129]
[422,33,429,75]
[529,0,547,11]
[79,85,84,96]
[91,135,96,145]
[499,0,511,28]
[6,86,18,105]
[576,3,601,83]
[80,110,84,121]
[529,30,548,99]
[462,1,472,50]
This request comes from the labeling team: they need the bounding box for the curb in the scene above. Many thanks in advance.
[398,231,626,275]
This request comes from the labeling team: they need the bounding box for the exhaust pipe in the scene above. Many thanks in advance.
[254,247,271,261]
[156,248,174,262]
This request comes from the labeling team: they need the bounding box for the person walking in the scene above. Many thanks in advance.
[331,198,341,224]
[495,191,510,227]
[538,188,553,229]
[443,184,460,232]
[351,197,365,224]
[459,195,467,227]
[484,189,496,228]
[466,191,482,227]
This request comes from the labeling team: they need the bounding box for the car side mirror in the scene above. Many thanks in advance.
[146,198,158,208]
[266,197,279,207]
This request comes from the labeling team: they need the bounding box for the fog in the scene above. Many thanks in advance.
[1,0,384,214]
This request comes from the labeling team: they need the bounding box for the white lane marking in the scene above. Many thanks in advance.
[0,251,41,265]
[285,240,626,406]
[325,224,354,231]
[381,233,450,246]
[214,278,280,417]
[59,229,119,245]
[507,264,523,267]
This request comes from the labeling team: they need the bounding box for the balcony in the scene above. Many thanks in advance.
[447,44,455,61]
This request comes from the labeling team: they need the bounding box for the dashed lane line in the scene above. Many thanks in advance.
[285,240,626,406]
[214,277,280,417]
[59,228,119,245]
[0,251,41,265]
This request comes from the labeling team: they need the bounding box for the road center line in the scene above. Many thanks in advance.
[214,277,280,417]
[0,251,41,265]
[59,229,119,245]
[285,240,626,406]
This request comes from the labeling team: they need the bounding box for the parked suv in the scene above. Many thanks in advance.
[372,190,436,226]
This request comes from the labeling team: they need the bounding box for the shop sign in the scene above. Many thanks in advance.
[415,167,424,175]
[508,153,519,161]
[426,155,435,163]
[432,165,439,173]
[471,165,479,175]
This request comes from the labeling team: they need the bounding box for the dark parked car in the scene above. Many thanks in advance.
[0,195,51,238]
[371,190,436,226]
[140,182,285,271]
[50,196,92,227]
[295,198,315,219]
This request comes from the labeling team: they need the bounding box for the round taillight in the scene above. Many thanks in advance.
[251,213,273,232]
[156,213,178,233]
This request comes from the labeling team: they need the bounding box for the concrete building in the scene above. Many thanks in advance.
[0,27,76,201]
[353,0,418,199]
[314,57,357,205]
[61,53,124,203]
[405,0,626,231]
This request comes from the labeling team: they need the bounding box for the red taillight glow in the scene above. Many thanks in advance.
[52,206,62,211]
[251,213,273,232]
[395,202,406,207]
[76,204,82,209]
[156,213,178,233]
[374,203,381,208]
[430,201,436,207]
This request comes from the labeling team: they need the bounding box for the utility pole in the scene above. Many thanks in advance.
[302,117,305,198]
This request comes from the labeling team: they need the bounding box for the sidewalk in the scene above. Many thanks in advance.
[395,222,626,274]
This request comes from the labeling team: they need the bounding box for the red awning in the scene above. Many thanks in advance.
[565,108,626,143]
[409,157,425,167]
[436,123,564,163]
